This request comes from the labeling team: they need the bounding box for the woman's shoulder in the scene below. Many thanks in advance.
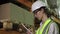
[49,21,59,29]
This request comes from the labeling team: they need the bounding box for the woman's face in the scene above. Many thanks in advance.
[34,9,44,20]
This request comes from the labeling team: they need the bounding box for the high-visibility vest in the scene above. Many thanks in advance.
[36,18,52,34]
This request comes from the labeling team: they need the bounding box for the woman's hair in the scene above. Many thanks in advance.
[42,7,57,18]
[33,6,57,18]
[41,6,52,17]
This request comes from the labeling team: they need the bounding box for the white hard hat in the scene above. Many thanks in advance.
[31,1,46,12]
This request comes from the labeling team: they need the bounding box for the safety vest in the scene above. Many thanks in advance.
[36,18,52,34]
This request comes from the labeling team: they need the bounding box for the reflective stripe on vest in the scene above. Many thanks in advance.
[36,18,51,34]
